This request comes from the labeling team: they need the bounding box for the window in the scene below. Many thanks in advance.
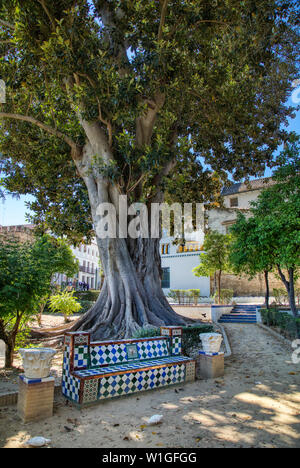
[230,197,238,207]
[161,267,170,288]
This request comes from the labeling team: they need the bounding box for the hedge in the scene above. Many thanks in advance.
[73,290,100,302]
[133,324,214,355]
[260,308,300,340]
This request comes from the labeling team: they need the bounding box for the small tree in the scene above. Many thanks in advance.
[229,213,275,309]
[48,289,81,323]
[0,235,78,367]
[249,135,300,316]
[193,231,231,304]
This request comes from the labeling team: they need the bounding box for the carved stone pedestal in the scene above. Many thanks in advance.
[17,375,55,423]
[196,351,224,380]
[17,347,56,422]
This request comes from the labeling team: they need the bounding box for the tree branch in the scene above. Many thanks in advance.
[158,0,169,41]
[0,112,79,154]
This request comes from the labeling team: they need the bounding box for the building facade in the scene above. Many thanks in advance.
[159,176,287,298]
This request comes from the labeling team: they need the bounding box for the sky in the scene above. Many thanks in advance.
[1,88,299,227]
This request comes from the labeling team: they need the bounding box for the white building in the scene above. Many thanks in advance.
[159,176,275,298]
[55,238,101,290]
[160,229,210,298]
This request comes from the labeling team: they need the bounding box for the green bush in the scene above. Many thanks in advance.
[78,300,95,314]
[133,324,214,355]
[260,308,300,339]
[74,290,100,302]
[168,289,201,305]
[212,289,233,305]
[273,288,289,305]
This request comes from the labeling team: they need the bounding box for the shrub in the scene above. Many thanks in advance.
[168,289,201,305]
[133,324,214,355]
[188,289,201,305]
[78,300,95,314]
[212,289,233,305]
[48,289,82,323]
[74,290,100,302]
[273,288,289,305]
[260,308,300,339]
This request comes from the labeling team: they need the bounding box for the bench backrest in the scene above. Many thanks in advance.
[64,326,183,372]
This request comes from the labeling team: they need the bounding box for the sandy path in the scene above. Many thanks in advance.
[0,323,299,448]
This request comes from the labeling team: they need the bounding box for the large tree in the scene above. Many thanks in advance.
[0,1,299,338]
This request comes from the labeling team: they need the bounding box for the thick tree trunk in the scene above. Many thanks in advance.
[69,122,188,339]
[72,236,187,340]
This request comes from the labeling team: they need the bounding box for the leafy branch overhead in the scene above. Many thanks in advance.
[0,1,299,241]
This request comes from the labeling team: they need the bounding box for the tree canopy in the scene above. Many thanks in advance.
[0,1,299,242]
[0,1,299,336]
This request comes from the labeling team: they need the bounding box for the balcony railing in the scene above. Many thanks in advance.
[79,265,95,274]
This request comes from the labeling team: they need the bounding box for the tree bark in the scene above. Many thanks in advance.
[71,236,187,340]
[217,270,222,304]
[277,265,298,317]
[264,270,270,309]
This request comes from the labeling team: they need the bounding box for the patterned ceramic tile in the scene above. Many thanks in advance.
[172,337,181,355]
[98,364,185,400]
[74,344,89,369]
[74,355,192,378]
[90,343,128,367]
[62,344,81,402]
[82,378,100,403]
[136,339,169,360]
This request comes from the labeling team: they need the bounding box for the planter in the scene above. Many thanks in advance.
[199,333,223,353]
[18,348,57,379]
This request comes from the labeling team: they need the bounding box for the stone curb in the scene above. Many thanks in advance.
[256,323,294,348]
[213,322,232,358]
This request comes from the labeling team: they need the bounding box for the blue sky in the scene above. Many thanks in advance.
[1,91,299,226]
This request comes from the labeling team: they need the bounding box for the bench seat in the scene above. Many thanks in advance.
[73,355,194,379]
[62,327,196,407]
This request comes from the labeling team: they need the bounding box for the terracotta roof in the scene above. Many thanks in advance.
[221,177,276,196]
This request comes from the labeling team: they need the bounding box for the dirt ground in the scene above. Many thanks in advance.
[0,317,299,448]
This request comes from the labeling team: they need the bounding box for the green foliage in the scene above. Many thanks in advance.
[168,289,202,304]
[77,300,95,314]
[273,288,289,305]
[74,290,100,302]
[260,308,300,339]
[48,289,81,322]
[193,231,232,278]
[0,1,299,241]
[212,289,234,305]
[0,234,78,366]
[133,324,214,356]
[249,134,300,273]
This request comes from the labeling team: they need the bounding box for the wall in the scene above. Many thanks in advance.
[214,272,300,297]
[161,252,210,297]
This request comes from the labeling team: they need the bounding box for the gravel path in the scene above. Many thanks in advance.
[0,323,299,448]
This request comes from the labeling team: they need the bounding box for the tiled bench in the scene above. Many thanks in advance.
[62,326,196,407]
